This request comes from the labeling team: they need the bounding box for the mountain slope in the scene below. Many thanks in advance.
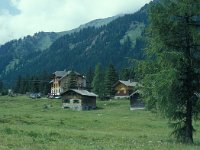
[0,4,149,86]
[0,32,60,77]
[58,15,123,35]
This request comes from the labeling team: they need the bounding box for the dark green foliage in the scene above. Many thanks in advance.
[68,71,77,89]
[0,79,7,95]
[39,72,51,94]
[119,68,135,81]
[86,68,94,91]
[104,64,118,98]
[92,64,105,98]
[0,32,59,74]
[0,80,3,92]
[14,73,51,95]
[14,76,22,93]
[137,0,200,143]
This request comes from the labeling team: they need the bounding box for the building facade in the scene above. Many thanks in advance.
[50,70,86,96]
[113,80,138,99]
[61,89,97,111]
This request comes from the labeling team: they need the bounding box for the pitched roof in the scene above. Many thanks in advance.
[53,70,85,80]
[61,89,97,97]
[60,71,83,80]
[119,80,138,87]
[53,71,67,77]
[113,80,138,87]
[130,90,141,97]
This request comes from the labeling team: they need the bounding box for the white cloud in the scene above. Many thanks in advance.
[0,0,152,44]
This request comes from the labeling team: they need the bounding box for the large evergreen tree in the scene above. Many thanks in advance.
[138,0,200,143]
[68,71,77,89]
[0,79,4,93]
[92,64,104,98]
[86,68,94,91]
[104,64,118,98]
[14,76,22,93]
[119,68,135,81]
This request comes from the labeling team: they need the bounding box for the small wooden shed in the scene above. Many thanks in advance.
[60,89,97,111]
[130,90,144,110]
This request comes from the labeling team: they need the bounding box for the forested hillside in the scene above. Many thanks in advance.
[0,32,60,77]
[0,4,148,86]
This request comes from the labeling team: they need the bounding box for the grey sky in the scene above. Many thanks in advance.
[0,0,152,44]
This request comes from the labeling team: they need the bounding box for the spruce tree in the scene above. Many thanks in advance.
[68,71,77,89]
[120,68,135,81]
[86,67,94,91]
[92,64,104,98]
[32,77,40,93]
[138,0,200,143]
[0,80,3,93]
[104,64,118,98]
[14,76,22,93]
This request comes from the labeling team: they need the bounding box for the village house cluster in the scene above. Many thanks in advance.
[50,70,143,111]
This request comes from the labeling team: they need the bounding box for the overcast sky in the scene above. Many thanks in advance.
[0,0,152,44]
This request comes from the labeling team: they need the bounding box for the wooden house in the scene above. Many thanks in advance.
[50,70,86,96]
[60,89,97,111]
[113,80,138,99]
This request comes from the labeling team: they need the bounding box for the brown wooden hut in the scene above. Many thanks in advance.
[60,89,97,111]
[113,80,138,99]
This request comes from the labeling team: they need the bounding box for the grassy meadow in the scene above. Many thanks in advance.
[0,96,200,150]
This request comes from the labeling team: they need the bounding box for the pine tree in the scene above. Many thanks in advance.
[68,71,77,89]
[86,67,94,91]
[119,68,135,81]
[104,64,118,98]
[39,72,51,94]
[92,64,104,98]
[14,76,22,93]
[138,0,200,143]
[32,76,40,93]
[0,79,3,93]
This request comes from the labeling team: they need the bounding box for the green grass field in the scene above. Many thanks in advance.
[0,96,200,150]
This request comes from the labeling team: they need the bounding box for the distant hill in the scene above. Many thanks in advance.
[0,3,149,86]
[59,15,123,35]
[0,32,59,79]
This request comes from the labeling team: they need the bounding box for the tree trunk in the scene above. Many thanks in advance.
[183,14,194,144]
[185,95,193,143]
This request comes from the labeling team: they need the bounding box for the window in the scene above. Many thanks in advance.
[64,99,70,103]
[73,100,80,104]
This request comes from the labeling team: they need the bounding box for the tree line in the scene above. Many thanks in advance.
[0,79,7,95]
[13,72,51,95]
[7,64,134,97]
[88,64,135,99]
